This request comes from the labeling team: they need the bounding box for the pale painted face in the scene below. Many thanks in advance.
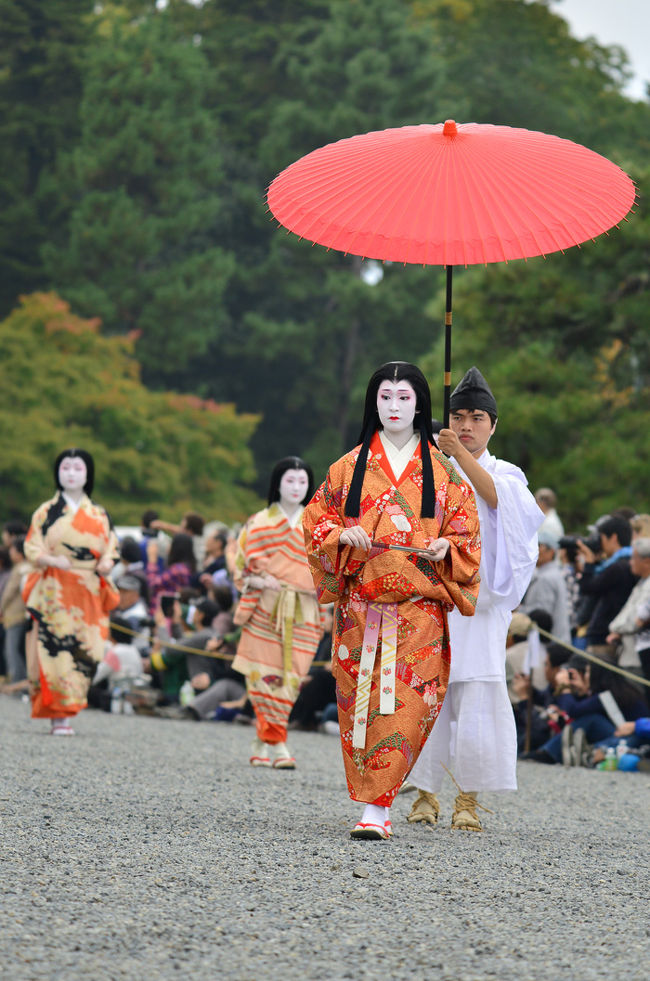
[376,380,417,437]
[58,456,87,493]
[279,469,309,507]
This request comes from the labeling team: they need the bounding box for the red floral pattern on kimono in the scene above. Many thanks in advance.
[302,433,481,805]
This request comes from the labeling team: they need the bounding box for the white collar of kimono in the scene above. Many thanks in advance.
[379,430,420,481]
[278,503,304,529]
[62,491,85,514]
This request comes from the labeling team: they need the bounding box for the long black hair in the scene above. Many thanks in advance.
[345,362,435,518]
[167,532,197,572]
[267,456,314,506]
[53,448,95,497]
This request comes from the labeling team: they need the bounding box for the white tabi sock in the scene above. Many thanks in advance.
[360,803,388,827]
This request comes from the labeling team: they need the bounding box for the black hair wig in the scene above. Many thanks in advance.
[53,448,95,497]
[345,362,435,518]
[267,456,314,506]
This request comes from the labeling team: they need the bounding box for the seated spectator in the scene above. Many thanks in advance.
[520,531,571,643]
[535,488,564,541]
[0,537,30,683]
[207,584,236,640]
[182,673,248,722]
[635,594,650,699]
[289,606,335,731]
[577,515,637,656]
[0,546,12,676]
[198,530,235,597]
[512,643,571,752]
[111,536,149,602]
[146,532,196,615]
[115,574,150,650]
[558,535,581,637]
[138,509,168,568]
[606,537,650,672]
[200,530,228,579]
[506,608,552,695]
[630,514,650,541]
[148,596,222,703]
[0,546,11,600]
[88,616,145,712]
[2,520,27,548]
[588,716,650,766]
[522,655,647,764]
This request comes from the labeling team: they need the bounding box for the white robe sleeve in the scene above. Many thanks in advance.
[477,458,544,610]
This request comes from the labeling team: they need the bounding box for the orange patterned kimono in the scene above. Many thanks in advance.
[232,503,322,745]
[23,493,119,719]
[302,433,481,806]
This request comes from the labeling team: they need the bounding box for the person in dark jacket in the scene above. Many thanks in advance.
[577,516,637,652]
[522,656,647,763]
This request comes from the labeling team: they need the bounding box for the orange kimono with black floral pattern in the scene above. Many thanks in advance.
[23,493,119,719]
[302,433,481,806]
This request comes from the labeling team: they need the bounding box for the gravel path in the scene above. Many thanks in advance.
[1,695,648,981]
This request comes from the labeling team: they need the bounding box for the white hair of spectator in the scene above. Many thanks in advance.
[633,537,650,560]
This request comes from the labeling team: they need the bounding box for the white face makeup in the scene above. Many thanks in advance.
[376,380,417,437]
[279,469,309,507]
[58,456,87,494]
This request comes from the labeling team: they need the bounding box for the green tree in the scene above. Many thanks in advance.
[164,0,650,486]
[0,293,261,523]
[0,0,95,314]
[162,0,450,482]
[44,7,235,373]
[420,166,650,527]
[410,0,650,162]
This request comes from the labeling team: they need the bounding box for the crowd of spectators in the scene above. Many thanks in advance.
[509,493,650,771]
[1,493,649,770]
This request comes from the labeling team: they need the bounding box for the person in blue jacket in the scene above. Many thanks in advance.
[522,656,647,764]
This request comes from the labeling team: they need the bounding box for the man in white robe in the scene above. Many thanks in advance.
[407,367,544,830]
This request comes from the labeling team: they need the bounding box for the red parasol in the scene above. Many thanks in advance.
[267,120,635,422]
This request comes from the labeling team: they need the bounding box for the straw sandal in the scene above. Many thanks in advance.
[406,790,440,825]
[451,791,482,832]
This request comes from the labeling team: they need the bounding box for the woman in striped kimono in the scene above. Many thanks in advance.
[302,363,481,839]
[232,457,322,769]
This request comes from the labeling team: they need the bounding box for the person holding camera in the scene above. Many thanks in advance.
[577,515,637,656]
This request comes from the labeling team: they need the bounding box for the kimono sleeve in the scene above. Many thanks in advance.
[232,520,251,594]
[302,468,358,603]
[432,474,482,616]
[23,501,50,565]
[231,516,264,627]
[98,508,120,564]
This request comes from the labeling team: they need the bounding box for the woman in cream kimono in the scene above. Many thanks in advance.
[23,449,119,735]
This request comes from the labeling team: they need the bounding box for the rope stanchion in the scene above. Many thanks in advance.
[532,625,650,689]
[109,619,332,668]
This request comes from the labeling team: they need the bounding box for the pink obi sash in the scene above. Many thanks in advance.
[352,601,398,750]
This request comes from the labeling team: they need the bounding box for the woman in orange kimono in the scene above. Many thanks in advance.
[232,457,323,769]
[303,363,481,839]
[23,449,119,735]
